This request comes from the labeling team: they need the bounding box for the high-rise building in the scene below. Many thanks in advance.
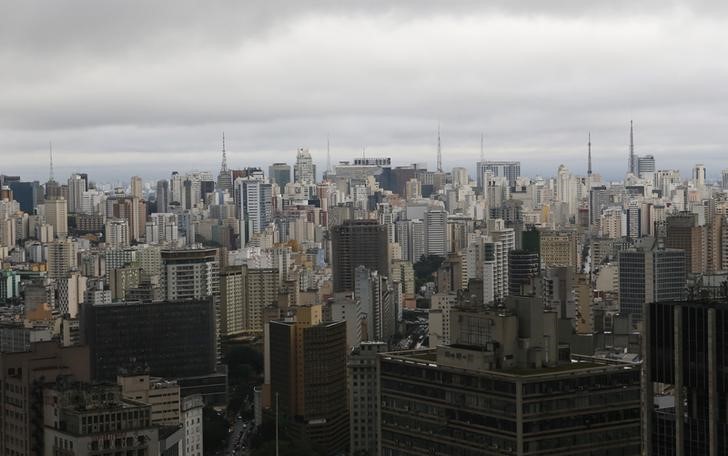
[130,175,143,199]
[692,163,706,188]
[269,162,292,189]
[236,179,273,246]
[105,218,130,248]
[379,297,642,455]
[220,265,278,337]
[478,160,520,187]
[540,229,578,271]
[160,248,219,301]
[354,266,395,343]
[42,197,68,238]
[637,154,656,178]
[618,246,686,317]
[331,220,389,292]
[294,148,315,184]
[217,133,233,194]
[722,169,728,190]
[424,208,447,257]
[156,179,169,213]
[67,173,87,213]
[117,373,181,426]
[665,212,706,274]
[508,250,540,295]
[82,298,217,381]
[0,342,91,456]
[47,238,77,279]
[348,341,387,456]
[266,306,348,453]
[7,180,42,213]
[643,299,728,455]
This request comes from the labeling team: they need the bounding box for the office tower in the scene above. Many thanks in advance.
[331,219,389,292]
[508,250,540,295]
[539,229,578,271]
[348,341,387,456]
[83,298,216,381]
[479,160,520,187]
[66,173,87,213]
[354,266,395,342]
[693,163,706,188]
[626,201,642,239]
[267,306,348,453]
[424,208,447,256]
[160,248,219,301]
[600,207,623,238]
[47,238,77,279]
[665,212,706,274]
[130,175,143,199]
[156,179,169,213]
[42,197,68,238]
[269,162,292,189]
[637,154,656,178]
[105,218,130,248]
[643,299,728,455]
[170,171,183,204]
[217,133,233,194]
[237,179,273,245]
[43,381,159,454]
[379,297,642,455]
[182,395,205,456]
[294,148,315,184]
[618,247,686,317]
[7,180,41,213]
[0,342,90,456]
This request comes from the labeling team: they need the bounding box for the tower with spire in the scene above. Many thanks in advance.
[628,120,635,175]
[436,123,443,173]
[44,141,62,200]
[217,132,233,194]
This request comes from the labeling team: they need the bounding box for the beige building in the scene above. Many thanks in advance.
[220,265,278,337]
[118,373,181,426]
[41,197,68,239]
[47,238,77,279]
[540,229,578,271]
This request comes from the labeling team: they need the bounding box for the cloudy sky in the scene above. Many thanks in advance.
[2,1,727,184]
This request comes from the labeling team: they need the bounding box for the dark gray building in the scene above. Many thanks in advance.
[331,219,389,292]
[643,299,728,455]
[619,246,686,318]
[269,162,291,190]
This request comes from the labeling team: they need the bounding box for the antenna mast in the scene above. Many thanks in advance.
[437,123,442,172]
[221,132,228,172]
[628,120,634,175]
[49,141,55,181]
[480,132,484,162]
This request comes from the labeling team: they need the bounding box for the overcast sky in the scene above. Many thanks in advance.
[2,1,727,184]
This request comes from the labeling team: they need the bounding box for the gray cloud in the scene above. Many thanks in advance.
[1,1,727,183]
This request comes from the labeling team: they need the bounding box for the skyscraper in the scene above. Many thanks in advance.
[130,175,143,199]
[160,248,219,301]
[643,299,728,455]
[618,246,686,317]
[236,178,273,246]
[156,179,169,213]
[424,208,447,257]
[67,173,87,213]
[331,219,389,292]
[269,162,292,190]
[665,211,706,274]
[478,160,521,188]
[294,148,315,184]
[348,341,387,456]
[267,306,348,453]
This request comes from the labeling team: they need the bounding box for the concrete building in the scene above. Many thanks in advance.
[477,160,521,188]
[0,342,91,456]
[160,248,219,302]
[618,246,687,318]
[331,219,389,292]
[293,148,315,185]
[181,395,204,456]
[220,265,278,337]
[643,299,728,455]
[665,212,706,274]
[42,197,68,238]
[266,305,348,454]
[269,163,291,189]
[540,229,578,271]
[43,381,159,456]
[424,209,447,257]
[354,266,395,343]
[118,373,181,426]
[83,299,217,382]
[47,238,77,279]
[379,296,642,456]
[348,341,387,456]
[105,218,130,248]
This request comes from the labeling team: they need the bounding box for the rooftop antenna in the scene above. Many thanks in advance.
[437,122,442,172]
[587,132,592,177]
[326,135,331,173]
[480,132,485,162]
[49,141,55,181]
[628,120,635,175]
[220,132,228,172]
